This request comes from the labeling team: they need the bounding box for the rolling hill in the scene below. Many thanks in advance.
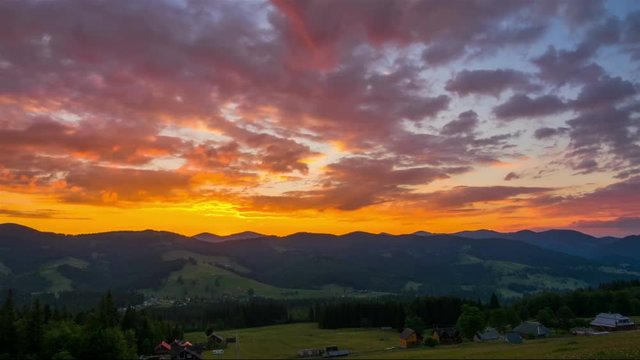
[1,223,639,301]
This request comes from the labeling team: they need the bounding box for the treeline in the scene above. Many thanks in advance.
[511,279,640,328]
[314,301,405,329]
[0,289,145,311]
[0,291,182,359]
[314,296,481,330]
[149,298,289,332]
[315,280,640,332]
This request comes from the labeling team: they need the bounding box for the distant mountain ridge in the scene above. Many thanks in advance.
[1,223,639,302]
[193,231,267,243]
[450,229,636,261]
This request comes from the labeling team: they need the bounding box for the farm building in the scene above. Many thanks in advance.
[474,327,501,341]
[432,327,462,345]
[590,313,636,331]
[399,328,422,348]
[513,321,550,339]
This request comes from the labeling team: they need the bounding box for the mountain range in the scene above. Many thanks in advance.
[1,223,639,302]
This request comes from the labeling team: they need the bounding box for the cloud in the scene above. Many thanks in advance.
[534,127,569,139]
[272,0,551,66]
[564,104,640,174]
[441,110,479,136]
[493,94,567,120]
[0,208,89,220]
[571,76,637,110]
[532,45,604,86]
[572,217,640,234]
[250,156,471,211]
[445,69,535,97]
[531,176,640,217]
[411,185,551,210]
[504,172,520,181]
[562,0,606,28]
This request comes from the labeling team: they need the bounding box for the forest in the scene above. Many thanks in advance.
[0,291,182,359]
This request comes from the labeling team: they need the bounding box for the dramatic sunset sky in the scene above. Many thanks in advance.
[1,0,639,236]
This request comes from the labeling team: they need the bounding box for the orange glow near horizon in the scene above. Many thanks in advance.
[0,189,613,237]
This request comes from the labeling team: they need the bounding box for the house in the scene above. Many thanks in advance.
[154,341,172,355]
[505,332,523,344]
[171,344,204,360]
[207,333,226,348]
[590,313,636,331]
[474,327,501,342]
[513,321,550,339]
[432,327,462,345]
[399,328,422,348]
[173,347,201,360]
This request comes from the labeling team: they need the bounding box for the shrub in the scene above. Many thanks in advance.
[424,337,438,348]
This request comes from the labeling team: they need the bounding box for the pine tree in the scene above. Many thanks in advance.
[26,298,44,355]
[489,292,501,309]
[98,292,119,328]
[0,290,18,356]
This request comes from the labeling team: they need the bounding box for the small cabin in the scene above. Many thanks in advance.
[399,328,422,348]
[432,327,462,345]
[590,313,636,331]
[512,321,550,339]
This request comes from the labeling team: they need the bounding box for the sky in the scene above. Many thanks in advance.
[1,0,639,237]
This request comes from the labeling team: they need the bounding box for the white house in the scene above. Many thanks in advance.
[590,313,636,331]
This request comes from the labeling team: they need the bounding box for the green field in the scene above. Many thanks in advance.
[144,251,388,300]
[39,257,89,294]
[185,323,640,359]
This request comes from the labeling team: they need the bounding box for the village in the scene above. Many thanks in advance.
[141,312,638,359]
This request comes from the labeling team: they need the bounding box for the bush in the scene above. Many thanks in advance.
[424,337,438,348]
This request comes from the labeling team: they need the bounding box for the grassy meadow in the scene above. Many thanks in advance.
[143,250,388,300]
[185,323,640,359]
